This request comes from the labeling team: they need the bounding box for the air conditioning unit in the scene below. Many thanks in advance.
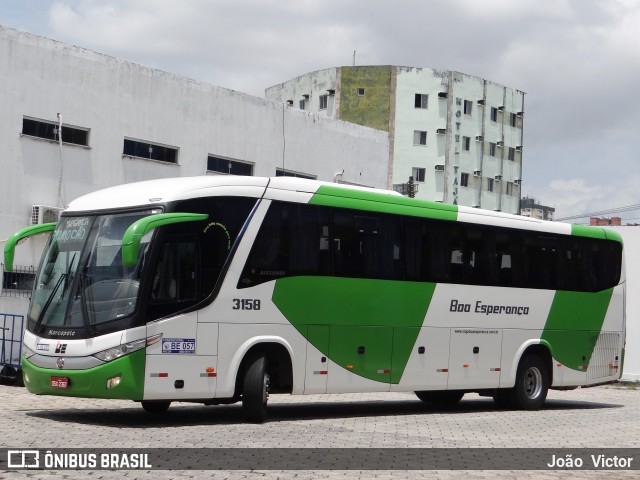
[516,146,523,152]
[436,128,447,134]
[475,135,484,141]
[434,164,445,172]
[438,92,448,98]
[477,99,485,105]
[517,111,524,117]
[497,141,504,146]
[495,175,503,180]
[498,106,505,111]
[514,179,522,185]
[31,205,63,225]
[473,170,482,176]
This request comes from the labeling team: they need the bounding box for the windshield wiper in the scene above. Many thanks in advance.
[78,270,98,334]
[34,253,76,333]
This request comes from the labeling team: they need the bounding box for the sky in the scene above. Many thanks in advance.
[2,0,640,222]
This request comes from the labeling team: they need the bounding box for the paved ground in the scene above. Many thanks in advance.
[0,382,638,479]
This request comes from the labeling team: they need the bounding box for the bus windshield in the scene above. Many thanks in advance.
[29,211,153,331]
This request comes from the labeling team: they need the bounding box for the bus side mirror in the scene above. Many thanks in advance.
[3,223,57,272]
[121,213,208,267]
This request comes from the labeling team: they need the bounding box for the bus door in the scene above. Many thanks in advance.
[144,235,217,400]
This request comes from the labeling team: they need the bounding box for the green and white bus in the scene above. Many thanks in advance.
[5,176,625,422]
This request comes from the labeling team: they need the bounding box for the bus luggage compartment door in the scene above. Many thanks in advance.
[447,328,503,389]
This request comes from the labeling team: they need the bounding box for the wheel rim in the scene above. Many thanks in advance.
[523,366,542,399]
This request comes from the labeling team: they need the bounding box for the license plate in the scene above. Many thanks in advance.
[51,376,69,389]
[162,338,196,354]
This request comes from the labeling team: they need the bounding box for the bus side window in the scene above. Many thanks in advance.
[240,202,331,287]
[596,241,622,290]
[448,225,465,284]
[495,230,522,287]
[466,227,499,286]
[332,210,401,280]
[523,234,558,289]
[403,219,428,281]
[150,238,197,304]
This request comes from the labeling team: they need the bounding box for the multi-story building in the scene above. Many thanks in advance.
[266,66,525,213]
[520,196,555,221]
[0,26,388,323]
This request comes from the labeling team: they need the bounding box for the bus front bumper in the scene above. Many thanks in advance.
[21,349,146,400]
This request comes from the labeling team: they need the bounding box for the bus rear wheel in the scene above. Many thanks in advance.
[141,401,171,414]
[506,354,549,410]
[415,390,464,405]
[242,354,270,423]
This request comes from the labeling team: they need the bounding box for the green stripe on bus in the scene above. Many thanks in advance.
[22,348,146,400]
[272,277,436,384]
[541,288,614,371]
[571,224,622,243]
[310,186,458,221]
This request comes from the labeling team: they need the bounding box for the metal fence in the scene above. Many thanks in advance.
[1,313,24,369]
[1,264,36,298]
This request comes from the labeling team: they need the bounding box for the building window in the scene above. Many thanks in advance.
[413,130,427,146]
[412,167,426,182]
[123,138,178,163]
[299,100,306,110]
[490,107,498,122]
[22,117,89,147]
[510,113,517,127]
[508,147,515,161]
[414,94,428,109]
[464,100,473,115]
[506,182,514,196]
[462,136,471,151]
[275,168,316,179]
[357,88,365,96]
[207,155,253,176]
[489,142,496,156]
[319,94,328,110]
[1,265,36,298]
[461,172,469,187]
[487,178,495,192]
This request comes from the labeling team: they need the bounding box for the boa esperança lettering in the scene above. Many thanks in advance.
[450,299,529,316]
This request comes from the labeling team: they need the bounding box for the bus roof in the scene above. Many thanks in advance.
[63,176,621,243]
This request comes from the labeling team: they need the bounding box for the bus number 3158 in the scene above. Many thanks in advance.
[232,299,261,311]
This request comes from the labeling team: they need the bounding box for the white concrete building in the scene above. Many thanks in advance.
[0,26,389,336]
[266,66,525,214]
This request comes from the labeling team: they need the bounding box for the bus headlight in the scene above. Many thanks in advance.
[93,334,162,363]
[93,338,146,362]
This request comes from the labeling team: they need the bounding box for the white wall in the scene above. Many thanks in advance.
[606,226,640,381]
[265,68,338,117]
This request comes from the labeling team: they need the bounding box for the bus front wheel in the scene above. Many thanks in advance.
[141,401,171,414]
[242,354,270,423]
[507,354,549,410]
